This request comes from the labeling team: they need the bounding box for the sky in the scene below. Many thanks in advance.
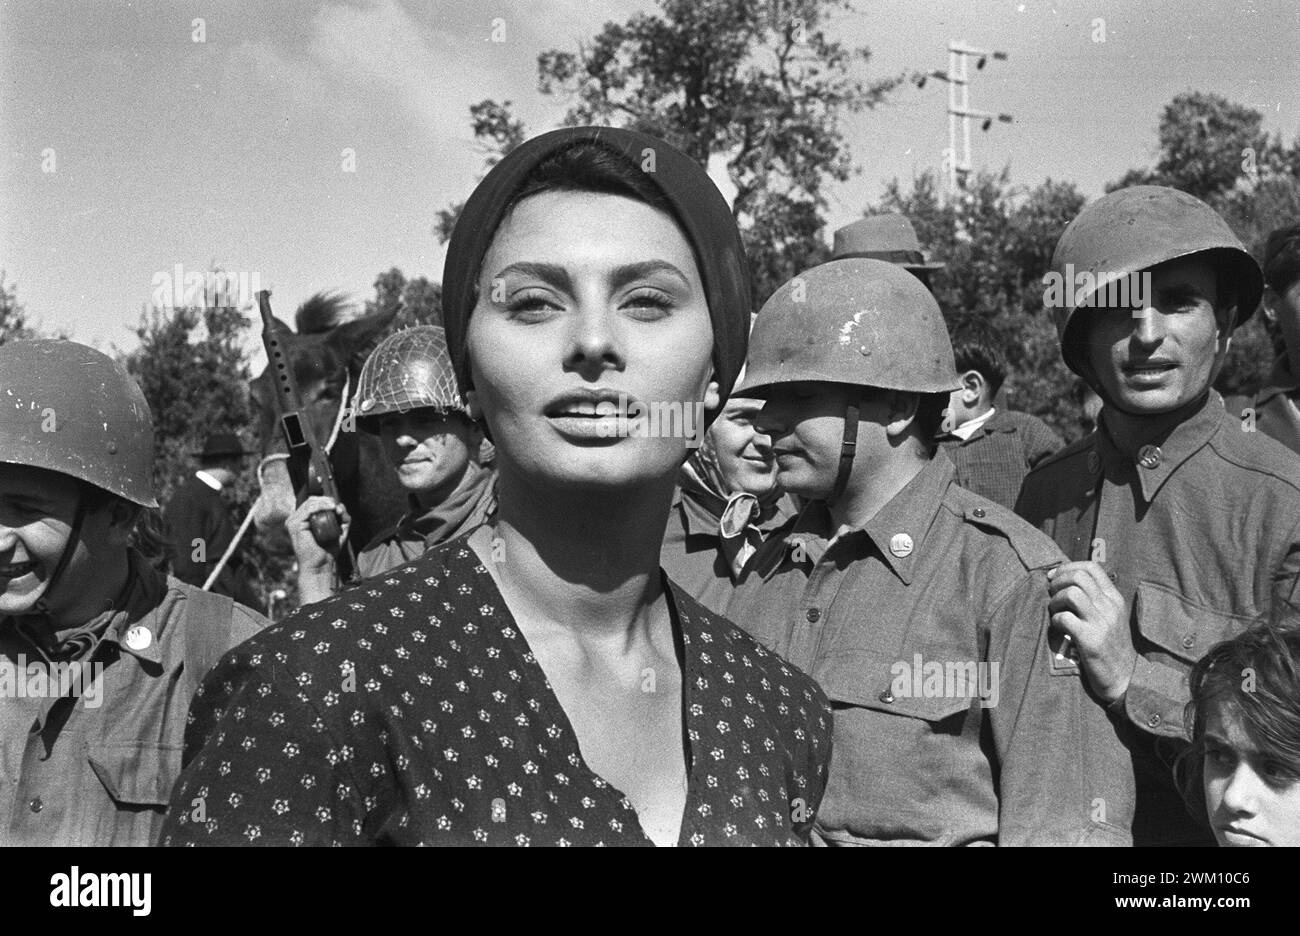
[2,0,1297,362]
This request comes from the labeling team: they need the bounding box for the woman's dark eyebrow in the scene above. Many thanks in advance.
[609,260,692,292]
[493,262,573,293]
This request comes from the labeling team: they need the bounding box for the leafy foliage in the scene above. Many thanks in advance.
[439,0,904,304]
[0,272,36,345]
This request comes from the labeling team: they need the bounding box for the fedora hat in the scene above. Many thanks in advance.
[831,214,945,271]
[196,432,255,459]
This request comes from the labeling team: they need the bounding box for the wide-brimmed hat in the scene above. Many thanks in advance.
[197,432,255,459]
[831,214,946,272]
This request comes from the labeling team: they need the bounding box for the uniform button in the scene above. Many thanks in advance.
[878,689,895,704]
[805,607,821,623]
[124,625,153,651]
[889,533,914,558]
[1147,713,1162,729]
[1182,634,1196,650]
[972,507,986,519]
[29,797,43,813]
[1137,444,1163,469]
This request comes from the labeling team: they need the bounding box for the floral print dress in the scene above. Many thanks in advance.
[160,539,831,846]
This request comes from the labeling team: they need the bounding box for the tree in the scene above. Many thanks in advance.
[0,272,35,344]
[364,267,443,331]
[1108,93,1300,396]
[1108,92,1272,203]
[122,279,270,593]
[439,0,904,303]
[874,169,1089,441]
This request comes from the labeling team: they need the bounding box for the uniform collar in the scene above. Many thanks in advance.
[100,552,168,667]
[1256,355,1300,406]
[676,485,722,537]
[1097,391,1223,503]
[780,455,954,586]
[195,470,223,491]
[1,551,165,667]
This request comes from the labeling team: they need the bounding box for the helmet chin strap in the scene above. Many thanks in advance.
[32,497,88,622]
[828,398,860,505]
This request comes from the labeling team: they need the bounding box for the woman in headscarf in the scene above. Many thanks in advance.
[162,127,831,846]
[660,388,797,615]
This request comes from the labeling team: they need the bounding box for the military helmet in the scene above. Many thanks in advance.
[0,339,158,507]
[1048,185,1264,379]
[353,326,469,427]
[737,258,960,397]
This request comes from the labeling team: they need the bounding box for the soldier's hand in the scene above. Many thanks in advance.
[1046,561,1136,704]
[285,496,350,571]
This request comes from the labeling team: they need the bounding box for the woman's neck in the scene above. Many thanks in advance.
[474,469,676,642]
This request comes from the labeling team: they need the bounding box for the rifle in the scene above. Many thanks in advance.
[257,290,344,555]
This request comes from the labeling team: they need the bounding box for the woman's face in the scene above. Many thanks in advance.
[709,397,777,497]
[1203,702,1300,846]
[467,189,719,493]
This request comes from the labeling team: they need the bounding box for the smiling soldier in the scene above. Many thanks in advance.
[1016,186,1300,846]
[0,340,266,845]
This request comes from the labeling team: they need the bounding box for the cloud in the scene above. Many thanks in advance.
[232,0,500,148]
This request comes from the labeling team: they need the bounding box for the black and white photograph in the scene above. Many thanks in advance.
[0,0,1296,907]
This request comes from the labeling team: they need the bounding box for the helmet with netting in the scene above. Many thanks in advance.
[353,326,469,430]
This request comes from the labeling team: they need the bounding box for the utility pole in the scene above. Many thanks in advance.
[916,41,1012,202]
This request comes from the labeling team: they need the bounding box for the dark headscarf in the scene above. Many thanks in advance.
[441,126,752,417]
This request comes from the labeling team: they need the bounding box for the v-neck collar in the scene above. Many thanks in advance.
[461,546,700,847]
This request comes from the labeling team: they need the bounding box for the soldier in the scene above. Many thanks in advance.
[1017,185,1300,845]
[727,258,1116,845]
[938,322,1064,509]
[286,326,497,604]
[162,431,261,609]
[0,340,266,845]
[832,214,1062,508]
[1225,223,1300,454]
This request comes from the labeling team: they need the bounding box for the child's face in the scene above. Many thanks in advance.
[1203,701,1300,846]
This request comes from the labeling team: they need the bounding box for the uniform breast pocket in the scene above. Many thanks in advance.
[84,741,184,846]
[1132,582,1250,665]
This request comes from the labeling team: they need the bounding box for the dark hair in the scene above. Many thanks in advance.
[502,140,675,220]
[950,323,1007,398]
[469,139,691,321]
[76,480,166,569]
[1175,612,1300,823]
[1263,224,1300,296]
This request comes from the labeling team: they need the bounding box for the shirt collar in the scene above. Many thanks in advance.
[1097,391,1223,503]
[778,455,954,586]
[676,486,722,537]
[195,470,223,491]
[1256,355,1300,405]
[951,406,997,441]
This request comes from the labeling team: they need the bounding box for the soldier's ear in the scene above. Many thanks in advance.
[1262,286,1279,325]
[960,370,984,404]
[703,377,721,413]
[104,499,143,548]
[884,390,920,440]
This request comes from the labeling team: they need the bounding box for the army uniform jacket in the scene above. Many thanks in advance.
[1224,356,1300,457]
[660,487,797,616]
[0,552,266,845]
[727,454,1121,846]
[939,408,1064,510]
[1016,391,1300,845]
